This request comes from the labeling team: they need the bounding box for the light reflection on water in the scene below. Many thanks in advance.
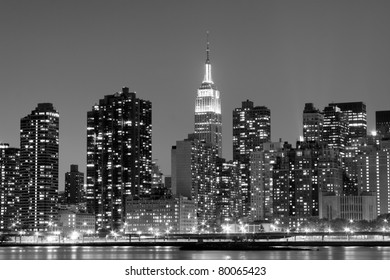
[0,246,390,260]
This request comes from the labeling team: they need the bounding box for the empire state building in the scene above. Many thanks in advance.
[194,33,222,157]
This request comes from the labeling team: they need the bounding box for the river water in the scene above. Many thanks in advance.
[1,246,390,260]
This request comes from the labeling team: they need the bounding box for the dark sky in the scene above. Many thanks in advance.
[1,0,390,190]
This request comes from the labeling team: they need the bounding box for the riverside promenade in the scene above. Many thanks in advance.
[2,232,390,250]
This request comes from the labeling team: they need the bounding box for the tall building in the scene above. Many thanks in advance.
[250,141,286,222]
[233,100,271,217]
[271,142,342,227]
[64,164,84,204]
[171,134,217,230]
[322,105,349,151]
[0,143,19,231]
[376,110,390,139]
[329,102,367,140]
[20,103,59,231]
[303,103,323,142]
[194,33,222,157]
[215,158,241,225]
[86,87,152,232]
[356,146,390,216]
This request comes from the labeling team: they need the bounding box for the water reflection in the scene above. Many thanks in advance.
[0,246,389,260]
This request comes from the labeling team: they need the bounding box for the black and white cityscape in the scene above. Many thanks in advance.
[2,1,390,260]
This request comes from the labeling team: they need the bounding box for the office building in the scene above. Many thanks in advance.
[322,105,349,151]
[356,146,390,216]
[0,143,19,231]
[86,87,152,232]
[65,164,84,204]
[19,103,59,231]
[125,196,197,234]
[194,33,222,157]
[376,110,390,139]
[303,103,323,142]
[320,192,377,221]
[215,158,241,225]
[250,141,286,222]
[171,134,217,230]
[233,100,271,217]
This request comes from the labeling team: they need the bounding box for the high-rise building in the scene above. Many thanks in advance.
[376,110,390,139]
[329,102,367,140]
[271,142,342,227]
[0,143,19,231]
[20,103,59,231]
[303,103,323,142]
[322,105,349,151]
[250,141,286,222]
[233,100,271,217]
[171,134,217,230]
[64,164,84,204]
[194,33,222,157]
[86,87,152,232]
[356,145,390,216]
[215,158,241,225]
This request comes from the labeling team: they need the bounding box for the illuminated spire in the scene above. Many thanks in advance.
[203,31,213,84]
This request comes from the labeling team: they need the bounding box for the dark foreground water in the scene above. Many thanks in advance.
[1,246,390,260]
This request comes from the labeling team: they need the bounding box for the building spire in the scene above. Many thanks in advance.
[203,31,213,84]
[206,31,210,63]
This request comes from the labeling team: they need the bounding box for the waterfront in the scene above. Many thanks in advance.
[1,245,390,260]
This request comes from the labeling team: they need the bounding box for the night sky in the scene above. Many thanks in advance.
[1,0,390,190]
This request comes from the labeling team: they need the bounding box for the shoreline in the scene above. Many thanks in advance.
[2,240,390,249]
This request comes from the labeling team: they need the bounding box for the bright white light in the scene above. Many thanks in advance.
[372,131,377,136]
[70,231,79,240]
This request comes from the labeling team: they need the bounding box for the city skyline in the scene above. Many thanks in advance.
[2,1,390,189]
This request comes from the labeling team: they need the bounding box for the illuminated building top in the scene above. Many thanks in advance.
[194,32,222,156]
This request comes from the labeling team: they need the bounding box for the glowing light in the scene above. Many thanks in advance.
[70,231,79,240]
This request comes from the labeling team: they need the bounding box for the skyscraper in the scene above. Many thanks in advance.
[65,164,84,204]
[86,87,152,232]
[303,103,323,142]
[194,33,222,157]
[322,105,349,151]
[329,102,367,140]
[233,100,271,217]
[20,103,59,231]
[376,110,390,139]
[0,143,19,231]
[171,134,217,230]
[250,141,286,222]
[356,145,390,216]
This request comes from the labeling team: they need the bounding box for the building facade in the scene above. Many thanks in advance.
[86,87,152,232]
[376,110,390,139]
[303,103,323,142]
[171,134,217,230]
[356,146,390,216]
[125,196,197,234]
[65,164,84,204]
[322,105,349,151]
[250,141,286,222]
[194,34,222,157]
[19,103,59,232]
[329,102,367,141]
[233,100,271,218]
[0,143,19,231]
[320,192,377,221]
